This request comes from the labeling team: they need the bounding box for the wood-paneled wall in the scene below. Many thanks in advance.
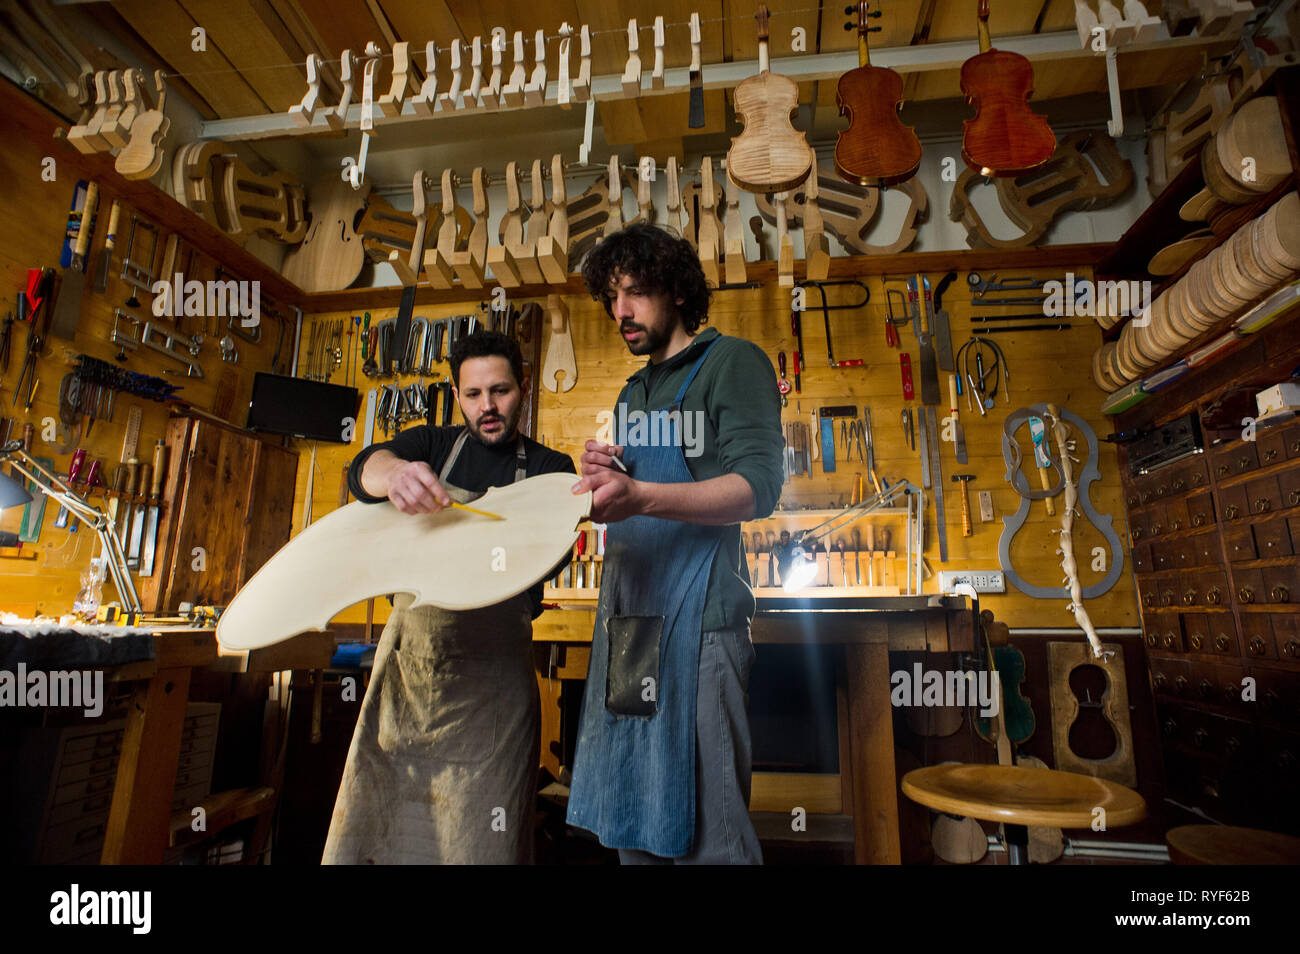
[0,103,291,614]
[295,261,1139,631]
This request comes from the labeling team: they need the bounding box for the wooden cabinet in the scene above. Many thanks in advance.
[139,416,298,614]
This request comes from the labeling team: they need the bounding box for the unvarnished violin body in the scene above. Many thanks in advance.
[960,0,1055,176]
[728,5,812,194]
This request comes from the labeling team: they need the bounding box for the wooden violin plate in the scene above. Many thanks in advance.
[280,174,369,292]
[1217,96,1289,192]
[1147,230,1214,276]
[217,473,591,650]
[1179,187,1226,223]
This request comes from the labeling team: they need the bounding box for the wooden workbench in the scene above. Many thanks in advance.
[532,593,975,865]
[99,626,334,865]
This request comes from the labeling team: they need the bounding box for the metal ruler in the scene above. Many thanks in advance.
[926,405,948,563]
[362,388,378,447]
[918,410,930,489]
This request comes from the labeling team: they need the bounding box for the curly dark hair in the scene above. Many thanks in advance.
[581,223,712,334]
[448,329,524,387]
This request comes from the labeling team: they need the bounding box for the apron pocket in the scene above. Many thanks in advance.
[605,615,663,717]
[377,650,499,762]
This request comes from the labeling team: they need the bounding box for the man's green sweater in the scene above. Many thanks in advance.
[610,326,785,632]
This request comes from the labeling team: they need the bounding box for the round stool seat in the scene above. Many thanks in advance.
[1167,825,1300,865]
[901,763,1146,829]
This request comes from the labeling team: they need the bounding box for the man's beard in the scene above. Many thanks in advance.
[464,403,521,446]
[620,321,668,356]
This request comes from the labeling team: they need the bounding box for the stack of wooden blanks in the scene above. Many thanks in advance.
[1094,191,1300,392]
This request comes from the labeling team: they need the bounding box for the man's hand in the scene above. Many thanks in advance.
[579,440,625,477]
[573,466,643,523]
[386,460,453,514]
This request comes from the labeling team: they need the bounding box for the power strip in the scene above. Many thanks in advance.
[938,570,1006,594]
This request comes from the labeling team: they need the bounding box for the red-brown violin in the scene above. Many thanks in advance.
[834,1,922,186]
[960,0,1056,176]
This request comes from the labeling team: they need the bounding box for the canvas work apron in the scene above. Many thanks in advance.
[566,339,725,857]
[322,432,537,864]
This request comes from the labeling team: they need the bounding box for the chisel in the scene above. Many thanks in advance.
[93,199,121,293]
[852,527,862,585]
[128,462,150,569]
[117,458,139,559]
[141,440,165,576]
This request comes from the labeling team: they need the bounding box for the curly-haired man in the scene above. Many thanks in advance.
[566,223,785,864]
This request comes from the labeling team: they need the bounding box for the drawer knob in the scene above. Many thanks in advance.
[1151,522,1163,535]
[1249,636,1267,655]
[1163,717,1179,736]
[1183,589,1198,605]
[1171,518,1183,531]
[1223,684,1239,704]
[1162,591,1176,606]
[1162,632,1177,649]
[1153,672,1168,690]
[1291,490,1300,507]
[1263,689,1280,711]
[1193,513,1206,527]
[1144,592,1156,609]
[1193,727,1209,748]
[1255,498,1271,513]
[1145,632,1158,647]
[1132,527,1143,540]
[1272,585,1291,603]
[1217,464,1231,477]
[1175,675,1189,695]
[1285,640,1300,659]
[1226,736,1241,756]
[1173,478,1186,491]
[1127,494,1139,507]
[1189,633,1204,651]
[1291,439,1300,454]
[1264,449,1278,462]
[1214,633,1232,652]
[1198,679,1214,699]
[1225,505,1240,519]
[1193,473,1205,486]
[1238,585,1255,604]
[1238,456,1252,470]
[1207,586,1223,605]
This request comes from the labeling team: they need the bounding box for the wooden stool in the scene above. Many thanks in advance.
[902,763,1146,864]
[1167,825,1300,865]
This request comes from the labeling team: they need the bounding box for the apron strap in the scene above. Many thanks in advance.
[438,429,472,482]
[669,336,722,414]
[438,429,528,485]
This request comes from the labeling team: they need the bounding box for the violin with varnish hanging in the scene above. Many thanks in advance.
[834,2,922,186]
[960,0,1055,176]
[727,5,812,194]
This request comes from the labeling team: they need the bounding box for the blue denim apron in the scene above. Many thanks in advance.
[567,338,724,856]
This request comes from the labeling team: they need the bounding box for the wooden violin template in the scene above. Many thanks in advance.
[727,5,812,194]
[960,0,1056,176]
[834,2,922,186]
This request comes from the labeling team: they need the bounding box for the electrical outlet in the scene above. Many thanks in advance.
[938,570,1006,594]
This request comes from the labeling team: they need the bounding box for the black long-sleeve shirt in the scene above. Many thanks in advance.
[349,425,577,617]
